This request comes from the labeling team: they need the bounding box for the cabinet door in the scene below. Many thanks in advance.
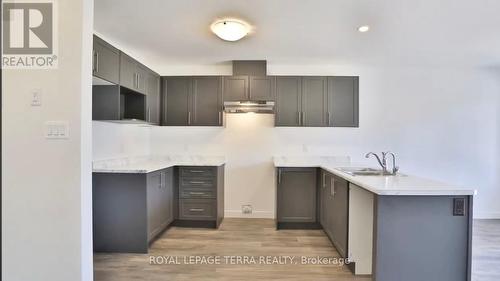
[277,168,317,223]
[93,36,119,84]
[146,72,160,124]
[191,76,223,126]
[249,76,275,101]
[147,170,163,241]
[120,53,138,91]
[161,168,174,226]
[327,77,359,127]
[330,176,349,258]
[162,77,191,126]
[136,65,148,94]
[302,77,328,127]
[223,76,248,101]
[275,77,302,126]
[319,170,330,230]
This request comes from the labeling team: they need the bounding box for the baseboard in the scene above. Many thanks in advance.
[224,210,274,219]
[474,212,500,219]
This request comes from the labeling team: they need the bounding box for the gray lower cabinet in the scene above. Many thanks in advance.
[93,35,119,84]
[93,168,174,253]
[276,167,317,225]
[146,71,161,124]
[275,77,302,126]
[176,166,225,228]
[162,76,223,126]
[147,168,174,241]
[328,174,349,258]
[327,77,359,127]
[319,170,331,230]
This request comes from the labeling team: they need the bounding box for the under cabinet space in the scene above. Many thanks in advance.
[120,87,146,120]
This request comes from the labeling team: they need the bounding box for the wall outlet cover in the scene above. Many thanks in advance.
[242,205,253,214]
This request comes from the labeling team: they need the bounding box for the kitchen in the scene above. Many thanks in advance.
[2,1,500,281]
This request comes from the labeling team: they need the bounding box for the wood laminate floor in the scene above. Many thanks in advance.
[94,218,500,281]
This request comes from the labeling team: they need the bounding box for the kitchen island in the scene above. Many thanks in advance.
[274,156,476,281]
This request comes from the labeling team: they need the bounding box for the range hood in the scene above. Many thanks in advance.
[224,101,275,114]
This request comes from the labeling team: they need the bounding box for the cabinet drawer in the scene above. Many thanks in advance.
[180,167,215,178]
[180,189,216,199]
[179,199,216,220]
[180,177,215,189]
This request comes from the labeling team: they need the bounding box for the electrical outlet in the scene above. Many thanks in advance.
[242,205,252,214]
[31,88,42,106]
[453,198,465,216]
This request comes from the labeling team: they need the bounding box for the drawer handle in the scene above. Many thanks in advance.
[189,192,205,195]
[189,170,205,173]
[189,208,205,212]
[189,181,206,184]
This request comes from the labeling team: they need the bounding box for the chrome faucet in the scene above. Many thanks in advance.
[365,151,399,175]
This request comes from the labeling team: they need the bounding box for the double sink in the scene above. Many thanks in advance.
[337,167,405,177]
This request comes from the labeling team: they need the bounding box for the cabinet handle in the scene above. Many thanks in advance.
[189,170,204,173]
[322,173,326,188]
[189,181,205,184]
[188,112,191,125]
[147,107,151,122]
[331,178,336,197]
[327,112,330,126]
[278,169,282,184]
[95,51,99,73]
[189,208,205,212]
[219,111,222,125]
[302,112,306,125]
[297,112,301,126]
[189,192,205,195]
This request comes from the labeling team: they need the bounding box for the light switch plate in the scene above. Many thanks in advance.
[45,121,69,139]
[31,89,42,106]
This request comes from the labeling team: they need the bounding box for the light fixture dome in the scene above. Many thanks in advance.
[211,19,250,42]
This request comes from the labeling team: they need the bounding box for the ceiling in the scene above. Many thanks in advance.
[94,0,500,74]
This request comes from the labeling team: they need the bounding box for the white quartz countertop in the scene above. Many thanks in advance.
[93,155,226,174]
[273,156,476,196]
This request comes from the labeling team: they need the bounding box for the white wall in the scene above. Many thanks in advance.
[2,0,94,280]
[148,65,500,218]
[92,121,151,160]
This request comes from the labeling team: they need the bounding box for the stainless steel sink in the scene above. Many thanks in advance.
[336,167,401,176]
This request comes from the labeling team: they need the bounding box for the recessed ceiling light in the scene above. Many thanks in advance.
[358,25,370,33]
[211,19,250,42]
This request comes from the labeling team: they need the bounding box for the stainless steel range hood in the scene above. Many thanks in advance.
[224,101,275,114]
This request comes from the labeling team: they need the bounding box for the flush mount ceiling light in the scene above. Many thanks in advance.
[211,19,250,41]
[358,25,370,33]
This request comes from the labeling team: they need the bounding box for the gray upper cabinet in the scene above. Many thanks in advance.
[162,77,191,126]
[275,77,302,126]
[275,76,359,127]
[327,76,359,127]
[301,77,328,127]
[223,76,248,101]
[249,76,275,101]
[120,53,147,94]
[277,167,317,223]
[191,77,223,126]
[92,35,120,84]
[162,76,223,126]
[146,71,161,124]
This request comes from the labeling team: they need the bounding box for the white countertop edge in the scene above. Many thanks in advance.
[274,161,476,196]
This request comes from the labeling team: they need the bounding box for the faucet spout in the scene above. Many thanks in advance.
[365,152,387,172]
